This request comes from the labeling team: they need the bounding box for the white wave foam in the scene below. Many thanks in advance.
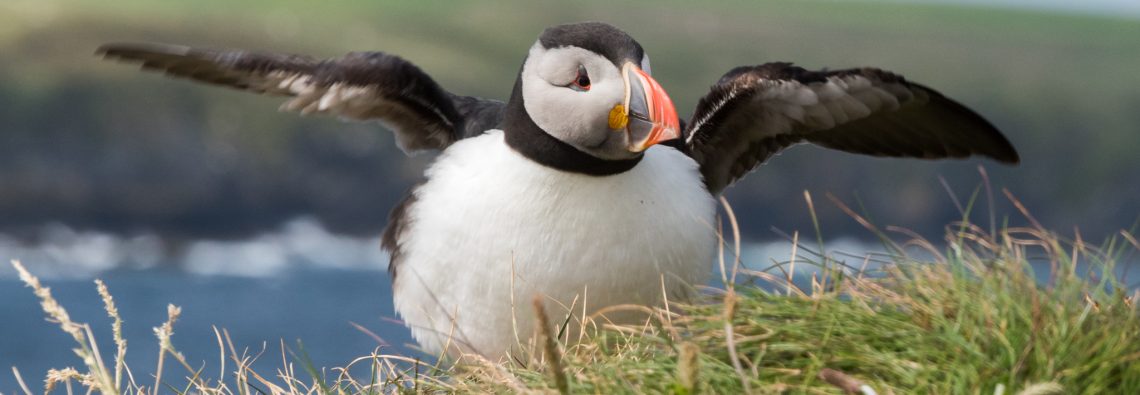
[3,218,904,281]
[0,224,163,279]
[1,218,389,279]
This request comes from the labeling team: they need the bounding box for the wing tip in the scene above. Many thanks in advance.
[976,119,1021,166]
[989,145,1021,165]
[927,90,1021,166]
[95,42,192,61]
[968,120,1020,166]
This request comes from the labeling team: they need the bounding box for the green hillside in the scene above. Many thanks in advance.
[1,0,1137,239]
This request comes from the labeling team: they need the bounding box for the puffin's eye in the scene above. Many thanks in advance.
[569,65,591,92]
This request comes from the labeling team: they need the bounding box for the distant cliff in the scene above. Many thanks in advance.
[1,0,1137,241]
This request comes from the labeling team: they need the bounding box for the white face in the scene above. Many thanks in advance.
[521,42,648,160]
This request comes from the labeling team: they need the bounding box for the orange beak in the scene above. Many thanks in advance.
[616,63,681,152]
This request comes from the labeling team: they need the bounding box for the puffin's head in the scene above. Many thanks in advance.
[509,22,680,161]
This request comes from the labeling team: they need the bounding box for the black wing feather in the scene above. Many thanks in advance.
[684,63,1018,194]
[97,43,504,153]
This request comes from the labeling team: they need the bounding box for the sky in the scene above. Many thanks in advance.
[905,0,1140,17]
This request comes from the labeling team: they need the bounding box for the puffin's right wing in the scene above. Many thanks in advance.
[98,43,504,153]
[683,63,1019,195]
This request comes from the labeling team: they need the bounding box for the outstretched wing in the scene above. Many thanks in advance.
[683,63,1019,194]
[97,43,504,153]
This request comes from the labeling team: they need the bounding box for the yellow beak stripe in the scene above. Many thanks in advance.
[608,104,629,131]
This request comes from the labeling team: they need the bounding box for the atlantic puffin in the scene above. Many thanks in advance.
[98,21,1018,359]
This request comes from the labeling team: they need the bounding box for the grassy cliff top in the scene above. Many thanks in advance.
[12,197,1139,393]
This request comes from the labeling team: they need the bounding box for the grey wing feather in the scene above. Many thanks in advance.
[97,42,505,153]
[684,63,1019,194]
[450,94,506,139]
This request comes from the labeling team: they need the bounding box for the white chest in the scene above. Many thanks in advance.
[391,131,716,357]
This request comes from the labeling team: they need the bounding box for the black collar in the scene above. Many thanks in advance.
[500,78,642,176]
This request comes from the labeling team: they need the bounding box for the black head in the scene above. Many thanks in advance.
[539,22,647,70]
[501,22,679,176]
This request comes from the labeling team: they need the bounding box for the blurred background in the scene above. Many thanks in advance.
[2,0,1138,384]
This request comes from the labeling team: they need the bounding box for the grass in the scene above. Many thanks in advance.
[9,191,1140,394]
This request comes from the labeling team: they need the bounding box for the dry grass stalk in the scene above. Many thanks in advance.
[1016,382,1064,395]
[721,289,752,393]
[11,260,118,394]
[819,368,869,394]
[152,304,182,395]
[533,296,569,394]
[676,342,700,393]
[11,366,33,395]
[95,279,132,391]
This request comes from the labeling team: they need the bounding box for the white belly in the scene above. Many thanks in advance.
[391,131,716,358]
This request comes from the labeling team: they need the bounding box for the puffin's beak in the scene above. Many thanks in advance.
[611,62,681,152]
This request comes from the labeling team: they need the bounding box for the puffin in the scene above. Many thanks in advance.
[98,22,1018,359]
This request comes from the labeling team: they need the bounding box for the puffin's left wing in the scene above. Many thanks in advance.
[98,43,503,153]
[684,63,1019,195]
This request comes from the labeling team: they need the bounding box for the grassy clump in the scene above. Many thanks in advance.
[10,203,1140,394]
[462,224,1138,394]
